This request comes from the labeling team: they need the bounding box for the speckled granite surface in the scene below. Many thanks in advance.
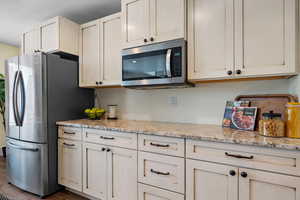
[56,119,300,151]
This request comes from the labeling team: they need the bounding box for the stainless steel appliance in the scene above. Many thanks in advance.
[122,39,188,88]
[5,53,93,197]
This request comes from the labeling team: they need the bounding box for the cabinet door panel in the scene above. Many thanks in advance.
[235,0,296,76]
[149,0,185,43]
[100,14,122,86]
[79,21,100,87]
[188,0,234,80]
[40,18,59,52]
[22,28,40,55]
[108,147,137,200]
[239,168,300,200]
[58,139,82,192]
[186,159,238,200]
[122,0,149,48]
[83,143,107,199]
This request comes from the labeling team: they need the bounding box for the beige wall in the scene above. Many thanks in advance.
[96,78,298,125]
[0,43,19,148]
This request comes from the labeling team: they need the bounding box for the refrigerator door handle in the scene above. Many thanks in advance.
[19,71,26,125]
[7,142,39,152]
[12,70,21,126]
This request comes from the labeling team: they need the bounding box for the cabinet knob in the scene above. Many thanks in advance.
[229,170,236,176]
[227,70,233,75]
[106,148,111,152]
[96,81,99,85]
[150,37,154,42]
[99,81,103,85]
[236,69,242,75]
[144,38,148,43]
[241,172,248,178]
[101,147,106,151]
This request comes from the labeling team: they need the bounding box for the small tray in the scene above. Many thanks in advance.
[235,94,298,131]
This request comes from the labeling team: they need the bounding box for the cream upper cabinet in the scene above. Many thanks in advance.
[239,168,300,200]
[188,0,234,80]
[21,16,79,56]
[186,159,238,200]
[58,139,82,192]
[122,0,149,49]
[80,13,122,88]
[40,16,79,55]
[82,143,107,199]
[107,146,137,200]
[100,13,122,86]
[122,0,186,49]
[188,0,298,81]
[21,28,40,55]
[234,0,297,77]
[79,20,101,87]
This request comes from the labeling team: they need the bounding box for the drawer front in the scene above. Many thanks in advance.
[83,128,137,150]
[58,126,82,141]
[138,135,185,157]
[138,152,185,194]
[138,184,184,200]
[186,140,300,176]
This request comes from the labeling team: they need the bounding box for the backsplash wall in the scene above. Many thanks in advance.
[96,78,298,125]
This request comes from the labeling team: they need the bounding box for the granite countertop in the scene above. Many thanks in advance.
[56,119,300,151]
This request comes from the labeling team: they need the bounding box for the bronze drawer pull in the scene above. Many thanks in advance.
[150,142,170,148]
[150,169,170,176]
[63,143,75,147]
[64,131,76,135]
[225,152,254,159]
[100,136,115,140]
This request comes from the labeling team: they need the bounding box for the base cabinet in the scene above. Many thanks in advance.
[58,139,82,192]
[239,168,300,200]
[138,184,184,200]
[83,143,138,200]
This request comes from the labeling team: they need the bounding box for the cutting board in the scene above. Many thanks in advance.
[235,94,298,131]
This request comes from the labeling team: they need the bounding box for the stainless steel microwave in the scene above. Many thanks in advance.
[121,39,187,88]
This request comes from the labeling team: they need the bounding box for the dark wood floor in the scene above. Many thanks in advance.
[0,157,87,200]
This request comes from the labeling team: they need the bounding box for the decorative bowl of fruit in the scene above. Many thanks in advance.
[84,108,105,120]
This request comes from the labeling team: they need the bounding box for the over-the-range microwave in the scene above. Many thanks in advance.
[121,39,191,89]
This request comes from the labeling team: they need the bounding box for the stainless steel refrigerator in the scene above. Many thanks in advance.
[5,53,94,197]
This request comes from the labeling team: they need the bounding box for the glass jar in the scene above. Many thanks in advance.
[259,111,285,137]
[286,103,300,138]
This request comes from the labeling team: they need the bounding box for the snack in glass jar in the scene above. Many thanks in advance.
[259,111,285,137]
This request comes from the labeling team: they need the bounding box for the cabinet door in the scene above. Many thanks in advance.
[58,139,82,192]
[83,143,107,199]
[21,28,40,55]
[149,0,185,44]
[234,0,297,77]
[188,0,234,80]
[40,17,59,53]
[239,168,300,200]
[100,13,122,86]
[79,21,101,87]
[139,184,184,200]
[186,159,238,200]
[122,0,150,48]
[107,147,138,200]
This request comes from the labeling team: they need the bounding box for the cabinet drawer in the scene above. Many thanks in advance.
[138,152,185,194]
[58,126,82,141]
[138,184,184,200]
[138,135,185,157]
[186,140,300,176]
[83,128,137,149]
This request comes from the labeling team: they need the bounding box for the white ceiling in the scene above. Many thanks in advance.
[0,0,121,46]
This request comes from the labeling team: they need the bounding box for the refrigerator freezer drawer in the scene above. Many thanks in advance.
[6,138,48,196]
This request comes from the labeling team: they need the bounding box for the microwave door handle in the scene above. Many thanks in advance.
[166,49,172,78]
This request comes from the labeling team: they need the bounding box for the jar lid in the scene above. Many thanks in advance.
[287,102,300,107]
[262,111,281,118]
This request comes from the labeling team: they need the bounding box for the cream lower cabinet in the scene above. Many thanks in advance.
[188,0,298,81]
[186,160,300,200]
[80,13,122,88]
[138,184,184,200]
[58,139,82,192]
[83,143,138,200]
